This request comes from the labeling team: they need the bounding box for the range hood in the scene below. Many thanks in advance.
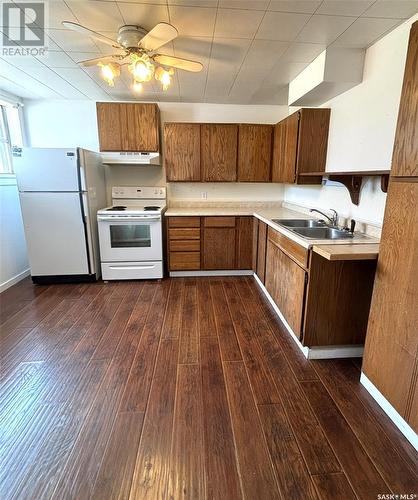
[101,152,160,165]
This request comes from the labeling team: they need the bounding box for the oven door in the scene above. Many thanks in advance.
[97,215,162,262]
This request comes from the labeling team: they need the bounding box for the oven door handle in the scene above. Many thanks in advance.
[97,216,161,222]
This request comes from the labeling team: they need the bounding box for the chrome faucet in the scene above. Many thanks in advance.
[310,208,339,227]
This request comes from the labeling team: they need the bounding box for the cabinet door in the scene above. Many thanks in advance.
[236,217,253,270]
[391,22,418,177]
[201,124,238,182]
[96,103,122,151]
[238,124,272,182]
[363,180,418,421]
[265,240,306,338]
[203,226,236,270]
[252,218,259,272]
[297,108,330,177]
[120,103,159,152]
[256,221,267,283]
[164,123,200,181]
[271,114,298,183]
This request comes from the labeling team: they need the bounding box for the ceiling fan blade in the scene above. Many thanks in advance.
[78,55,124,67]
[139,23,178,51]
[62,21,121,48]
[153,54,203,72]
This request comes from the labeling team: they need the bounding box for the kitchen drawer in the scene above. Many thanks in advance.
[169,252,200,270]
[203,216,236,227]
[168,216,201,228]
[170,240,200,252]
[268,227,309,269]
[101,261,163,280]
[169,228,200,240]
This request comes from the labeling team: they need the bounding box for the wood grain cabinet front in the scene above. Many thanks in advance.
[237,124,273,182]
[201,124,238,182]
[271,108,330,184]
[96,102,159,152]
[164,123,201,181]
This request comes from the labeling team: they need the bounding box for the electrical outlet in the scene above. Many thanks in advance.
[201,191,208,200]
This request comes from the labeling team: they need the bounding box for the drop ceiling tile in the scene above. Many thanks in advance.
[268,0,322,13]
[44,0,78,29]
[333,16,401,47]
[24,65,88,98]
[117,3,169,30]
[66,1,124,31]
[58,67,112,99]
[296,14,357,43]
[66,51,103,63]
[0,76,35,99]
[215,8,264,38]
[167,0,218,6]
[362,0,418,19]
[256,11,311,41]
[250,83,288,104]
[0,57,65,98]
[48,28,102,52]
[219,0,270,9]
[205,37,251,100]
[269,60,308,84]
[37,50,80,68]
[317,0,375,17]
[168,6,217,37]
[281,41,325,62]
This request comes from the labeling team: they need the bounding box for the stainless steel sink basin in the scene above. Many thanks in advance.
[291,227,357,240]
[272,218,326,228]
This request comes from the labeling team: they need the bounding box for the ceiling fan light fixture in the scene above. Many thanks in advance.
[155,66,174,91]
[98,62,120,87]
[129,54,154,83]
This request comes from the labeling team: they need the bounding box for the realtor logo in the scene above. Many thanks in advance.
[2,2,47,55]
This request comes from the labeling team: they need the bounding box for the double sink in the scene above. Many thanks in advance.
[272,219,362,240]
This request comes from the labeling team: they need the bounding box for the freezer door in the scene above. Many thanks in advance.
[13,148,80,192]
[19,192,90,276]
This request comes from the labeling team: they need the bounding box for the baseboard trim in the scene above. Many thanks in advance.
[169,270,254,277]
[360,373,418,451]
[254,273,364,360]
[0,268,30,293]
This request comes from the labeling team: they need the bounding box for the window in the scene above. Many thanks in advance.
[0,103,23,174]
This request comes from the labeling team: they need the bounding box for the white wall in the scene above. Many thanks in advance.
[24,100,288,203]
[284,15,417,225]
[0,176,29,291]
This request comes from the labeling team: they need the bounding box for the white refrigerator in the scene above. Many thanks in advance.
[14,148,106,284]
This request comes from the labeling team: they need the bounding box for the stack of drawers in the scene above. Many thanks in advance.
[167,217,201,270]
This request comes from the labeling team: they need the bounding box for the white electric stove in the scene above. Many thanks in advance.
[97,186,166,280]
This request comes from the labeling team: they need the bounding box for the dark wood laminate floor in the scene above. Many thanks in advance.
[0,277,417,500]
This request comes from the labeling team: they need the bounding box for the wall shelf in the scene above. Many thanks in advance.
[298,170,390,205]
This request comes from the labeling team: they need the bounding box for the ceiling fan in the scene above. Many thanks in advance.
[62,21,203,92]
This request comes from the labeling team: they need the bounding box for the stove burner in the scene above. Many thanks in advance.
[107,206,127,211]
[144,206,160,211]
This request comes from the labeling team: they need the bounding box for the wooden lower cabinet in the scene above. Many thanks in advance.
[256,221,267,283]
[203,227,236,270]
[264,226,376,347]
[167,216,253,271]
[265,239,306,338]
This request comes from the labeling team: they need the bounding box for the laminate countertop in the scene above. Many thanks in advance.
[165,205,380,255]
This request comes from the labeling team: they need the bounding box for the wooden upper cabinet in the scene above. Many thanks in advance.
[391,21,418,177]
[238,124,272,182]
[201,124,238,182]
[271,108,330,184]
[96,103,122,151]
[164,123,200,181]
[96,102,160,152]
[271,114,298,183]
